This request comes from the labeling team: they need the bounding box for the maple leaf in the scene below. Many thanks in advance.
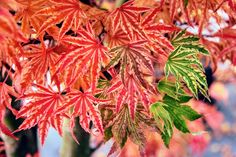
[202,27,236,66]
[106,72,151,119]
[105,40,156,89]
[104,28,130,48]
[0,7,26,70]
[0,40,25,73]
[165,30,209,99]
[20,42,59,90]
[56,89,108,136]
[157,79,192,103]
[107,0,149,39]
[0,7,25,42]
[14,0,50,36]
[138,7,176,56]
[16,84,64,144]
[105,7,176,61]
[151,80,202,147]
[160,0,232,35]
[57,23,109,91]
[150,101,173,147]
[36,0,87,40]
[103,104,157,157]
[165,46,209,98]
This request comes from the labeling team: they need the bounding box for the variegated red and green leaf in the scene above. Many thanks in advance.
[105,40,155,89]
[106,72,151,119]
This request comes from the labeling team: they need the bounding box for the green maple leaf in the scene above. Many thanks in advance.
[165,30,210,99]
[158,79,192,103]
[150,102,173,147]
[151,80,202,147]
[151,97,202,147]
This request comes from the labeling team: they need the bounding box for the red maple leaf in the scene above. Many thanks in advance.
[107,0,149,39]
[20,42,59,91]
[16,84,65,144]
[139,7,176,56]
[57,23,109,91]
[14,0,49,35]
[57,89,109,137]
[36,0,87,40]
[105,28,130,48]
